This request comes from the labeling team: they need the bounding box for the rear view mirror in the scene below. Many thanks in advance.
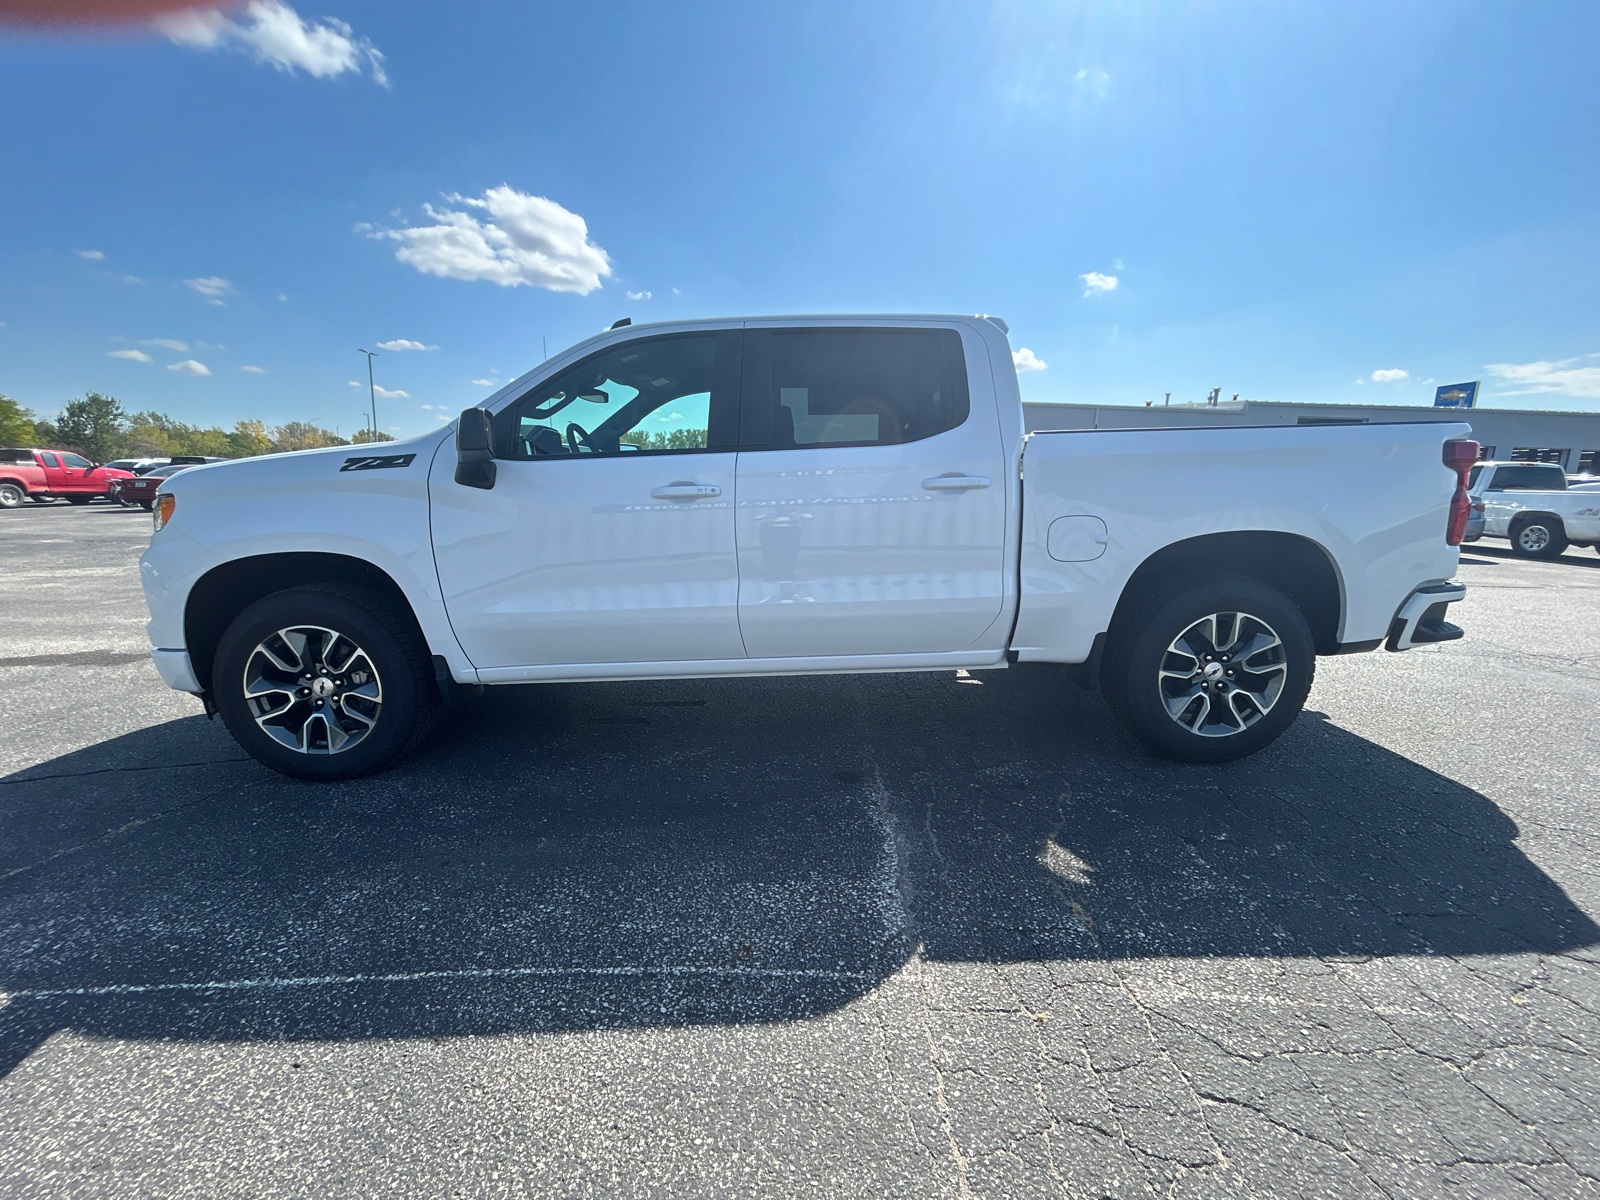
[577,390,609,404]
[454,407,497,490]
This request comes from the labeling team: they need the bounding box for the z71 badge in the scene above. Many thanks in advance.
[341,453,417,472]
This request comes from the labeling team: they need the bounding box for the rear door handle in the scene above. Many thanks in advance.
[651,483,722,500]
[922,475,992,491]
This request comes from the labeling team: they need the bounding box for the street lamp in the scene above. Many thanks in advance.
[357,349,379,440]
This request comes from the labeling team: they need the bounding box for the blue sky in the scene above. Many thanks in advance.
[2,1,1598,439]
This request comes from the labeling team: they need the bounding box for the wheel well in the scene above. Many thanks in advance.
[185,553,421,693]
[1110,531,1345,655]
[1510,511,1564,529]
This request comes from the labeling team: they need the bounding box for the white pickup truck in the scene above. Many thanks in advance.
[139,315,1476,779]
[1466,461,1600,559]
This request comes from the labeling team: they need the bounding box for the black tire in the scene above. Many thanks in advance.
[139,500,153,511]
[66,494,93,506]
[1101,572,1315,764]
[0,482,24,509]
[213,584,442,780]
[1509,516,1568,559]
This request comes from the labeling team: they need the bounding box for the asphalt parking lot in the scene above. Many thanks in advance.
[2,503,1598,1199]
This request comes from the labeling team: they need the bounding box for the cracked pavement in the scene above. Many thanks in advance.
[1,505,1598,1198]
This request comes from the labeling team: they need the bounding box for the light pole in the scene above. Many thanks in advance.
[357,349,379,440]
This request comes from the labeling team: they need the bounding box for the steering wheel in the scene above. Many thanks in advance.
[565,423,598,454]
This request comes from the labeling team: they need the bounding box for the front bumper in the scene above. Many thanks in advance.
[150,648,204,693]
[1386,580,1467,651]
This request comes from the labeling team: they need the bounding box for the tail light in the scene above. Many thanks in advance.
[1443,439,1479,546]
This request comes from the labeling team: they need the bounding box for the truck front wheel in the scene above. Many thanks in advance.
[1101,573,1315,764]
[213,584,442,780]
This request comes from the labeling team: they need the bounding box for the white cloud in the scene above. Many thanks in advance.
[435,413,449,420]
[376,339,437,351]
[184,276,236,305]
[1112,258,1124,270]
[374,385,410,399]
[1073,68,1111,102]
[656,411,684,422]
[240,365,266,373]
[1484,353,1600,399]
[1080,272,1118,297]
[1012,347,1048,373]
[167,359,211,376]
[627,290,651,301]
[278,292,289,302]
[142,338,189,351]
[365,186,612,294]
[471,378,496,386]
[1370,368,1409,384]
[158,1,387,85]
[107,349,152,362]
[77,249,105,261]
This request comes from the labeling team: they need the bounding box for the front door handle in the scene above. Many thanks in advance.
[651,483,722,500]
[922,475,992,491]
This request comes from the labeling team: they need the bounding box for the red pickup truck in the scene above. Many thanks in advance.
[0,448,137,508]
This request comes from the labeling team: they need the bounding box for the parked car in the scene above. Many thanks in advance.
[1482,488,1600,560]
[1463,460,1600,557]
[114,462,192,509]
[141,315,1476,779]
[0,447,135,507]
[1462,460,1568,543]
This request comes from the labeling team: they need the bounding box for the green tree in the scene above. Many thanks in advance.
[270,422,348,453]
[228,420,272,458]
[0,393,36,446]
[350,428,397,444]
[185,427,233,457]
[55,392,126,462]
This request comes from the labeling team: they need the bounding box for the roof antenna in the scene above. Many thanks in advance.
[610,318,632,330]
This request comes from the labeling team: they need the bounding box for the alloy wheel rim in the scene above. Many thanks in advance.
[1157,610,1288,738]
[1519,525,1550,551]
[241,625,382,754]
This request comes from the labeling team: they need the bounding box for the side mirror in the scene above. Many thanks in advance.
[454,407,498,490]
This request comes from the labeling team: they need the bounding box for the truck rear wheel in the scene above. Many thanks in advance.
[1101,573,1315,764]
[0,482,24,508]
[213,584,442,780]
[1509,516,1568,559]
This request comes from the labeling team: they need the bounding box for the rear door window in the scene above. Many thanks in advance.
[1488,465,1566,491]
[739,328,970,450]
[40,452,59,467]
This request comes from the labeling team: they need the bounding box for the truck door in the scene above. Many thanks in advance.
[430,330,747,674]
[734,324,1007,658]
[55,452,98,494]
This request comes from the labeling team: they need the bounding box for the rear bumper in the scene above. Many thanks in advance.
[1386,580,1467,651]
[151,648,204,693]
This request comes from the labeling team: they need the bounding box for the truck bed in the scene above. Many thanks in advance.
[1010,421,1469,663]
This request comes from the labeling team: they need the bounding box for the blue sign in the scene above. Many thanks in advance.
[1434,381,1478,408]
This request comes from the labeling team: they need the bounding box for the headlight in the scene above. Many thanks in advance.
[153,493,176,532]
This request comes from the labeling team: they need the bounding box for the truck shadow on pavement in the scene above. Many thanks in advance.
[2,667,1595,1078]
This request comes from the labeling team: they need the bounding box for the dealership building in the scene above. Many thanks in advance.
[1022,398,1600,476]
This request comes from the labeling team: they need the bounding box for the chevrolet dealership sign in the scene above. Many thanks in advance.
[1434,381,1479,408]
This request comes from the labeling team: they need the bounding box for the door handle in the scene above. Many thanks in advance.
[922,475,992,491]
[651,483,722,500]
